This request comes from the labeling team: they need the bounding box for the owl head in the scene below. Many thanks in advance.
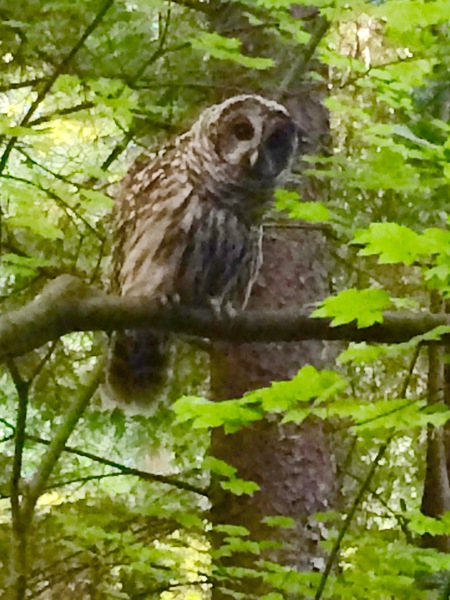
[194,95,299,183]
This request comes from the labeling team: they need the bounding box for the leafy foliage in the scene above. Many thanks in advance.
[312,288,392,327]
[3,0,450,599]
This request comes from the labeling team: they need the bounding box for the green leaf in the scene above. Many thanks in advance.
[424,264,450,288]
[203,456,237,478]
[282,407,311,424]
[323,398,450,433]
[337,343,391,365]
[393,124,439,149]
[84,166,109,180]
[1,253,56,276]
[374,0,450,29]
[0,115,47,137]
[349,148,420,191]
[221,478,260,496]
[353,223,435,265]
[312,288,391,327]
[173,396,262,432]
[215,524,250,537]
[247,366,346,413]
[192,32,274,69]
[216,538,261,556]
[337,323,449,365]
[275,189,330,222]
[391,297,420,310]
[263,516,296,529]
[7,212,64,240]
[408,512,450,536]
[293,201,330,223]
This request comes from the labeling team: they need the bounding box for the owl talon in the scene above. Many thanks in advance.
[222,301,238,321]
[159,294,181,308]
[208,299,237,321]
[208,297,223,319]
[168,293,181,306]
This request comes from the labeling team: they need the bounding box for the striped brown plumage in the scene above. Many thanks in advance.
[106,95,298,406]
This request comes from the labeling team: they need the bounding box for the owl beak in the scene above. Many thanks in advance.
[249,150,259,167]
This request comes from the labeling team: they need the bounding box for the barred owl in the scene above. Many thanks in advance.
[106,95,298,405]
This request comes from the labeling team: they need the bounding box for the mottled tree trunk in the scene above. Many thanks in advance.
[210,223,341,596]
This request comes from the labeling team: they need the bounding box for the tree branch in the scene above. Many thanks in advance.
[275,14,330,99]
[0,78,46,93]
[314,438,392,600]
[1,276,450,363]
[27,101,96,127]
[8,360,30,600]
[26,434,208,497]
[314,342,421,599]
[20,359,104,526]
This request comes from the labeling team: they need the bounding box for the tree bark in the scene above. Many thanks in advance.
[210,218,341,596]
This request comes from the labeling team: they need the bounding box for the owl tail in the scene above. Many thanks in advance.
[105,329,168,407]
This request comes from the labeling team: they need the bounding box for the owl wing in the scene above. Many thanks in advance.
[106,153,199,405]
[110,154,199,301]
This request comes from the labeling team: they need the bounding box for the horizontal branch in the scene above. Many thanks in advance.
[0,275,449,362]
[27,101,96,127]
[27,433,207,497]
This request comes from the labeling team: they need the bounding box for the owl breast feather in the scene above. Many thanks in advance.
[174,200,262,309]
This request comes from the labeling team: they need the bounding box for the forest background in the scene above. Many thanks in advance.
[1,0,450,599]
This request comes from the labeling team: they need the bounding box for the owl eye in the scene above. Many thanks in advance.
[231,119,254,141]
[266,125,288,149]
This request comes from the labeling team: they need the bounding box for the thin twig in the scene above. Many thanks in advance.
[344,469,413,543]
[0,414,205,496]
[275,15,330,101]
[97,9,174,175]
[399,343,422,398]
[89,235,107,284]
[314,345,421,599]
[16,149,88,190]
[43,471,128,490]
[314,439,392,600]
[0,416,15,432]
[0,78,46,93]
[27,102,96,127]
[28,341,59,384]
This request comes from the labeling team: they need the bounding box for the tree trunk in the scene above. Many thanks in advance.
[210,222,341,596]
